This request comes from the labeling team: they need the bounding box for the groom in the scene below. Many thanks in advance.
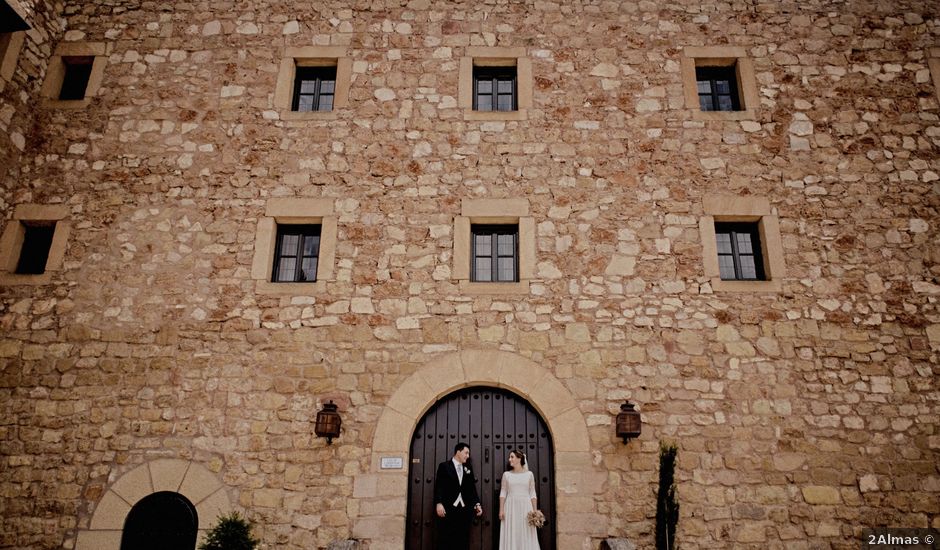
[434,442,482,550]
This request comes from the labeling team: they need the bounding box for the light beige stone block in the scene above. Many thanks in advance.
[265,198,334,218]
[89,490,130,530]
[0,32,25,83]
[385,375,435,419]
[372,408,412,453]
[351,516,405,540]
[497,358,547,401]
[605,254,636,276]
[461,349,508,385]
[196,489,233,529]
[453,216,471,280]
[149,458,189,492]
[353,474,378,498]
[801,485,842,505]
[703,195,770,217]
[179,462,223,505]
[75,530,122,550]
[549,407,590,452]
[925,324,940,345]
[928,52,940,103]
[110,464,153,504]
[554,451,593,470]
[528,374,578,421]
[458,280,530,294]
[557,512,608,536]
[375,473,408,497]
[519,217,535,280]
[365,539,404,550]
[359,497,408,516]
[462,198,529,218]
[419,355,468,397]
[557,534,592,550]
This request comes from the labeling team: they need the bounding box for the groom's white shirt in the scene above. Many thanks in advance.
[452,458,465,507]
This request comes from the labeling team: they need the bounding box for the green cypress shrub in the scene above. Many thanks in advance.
[199,512,260,550]
[655,442,679,550]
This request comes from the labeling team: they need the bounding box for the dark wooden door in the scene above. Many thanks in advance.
[120,491,198,550]
[406,387,555,550]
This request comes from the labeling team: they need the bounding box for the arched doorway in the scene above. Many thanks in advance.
[120,491,198,550]
[406,386,556,550]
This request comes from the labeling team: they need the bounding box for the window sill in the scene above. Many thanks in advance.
[463,109,528,122]
[458,281,530,295]
[42,98,91,110]
[0,273,54,286]
[710,278,781,292]
[279,110,338,121]
[256,281,326,295]
[691,109,757,122]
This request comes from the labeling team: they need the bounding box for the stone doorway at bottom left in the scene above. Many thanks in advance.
[75,458,233,550]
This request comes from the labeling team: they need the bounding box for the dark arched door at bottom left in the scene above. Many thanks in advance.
[120,491,198,550]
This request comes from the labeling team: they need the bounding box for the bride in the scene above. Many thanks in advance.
[497,450,541,550]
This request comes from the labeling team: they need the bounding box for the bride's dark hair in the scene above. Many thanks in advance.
[508,449,526,467]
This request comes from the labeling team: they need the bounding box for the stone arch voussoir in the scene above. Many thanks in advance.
[75,459,233,550]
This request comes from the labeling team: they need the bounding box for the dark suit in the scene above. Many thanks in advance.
[434,459,481,550]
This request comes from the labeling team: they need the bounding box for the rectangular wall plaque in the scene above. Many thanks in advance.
[381,456,404,469]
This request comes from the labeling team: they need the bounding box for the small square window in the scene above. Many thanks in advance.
[0,204,70,285]
[471,224,519,282]
[459,47,532,121]
[40,42,106,108]
[15,222,55,274]
[699,195,785,292]
[59,56,94,100]
[714,222,764,281]
[272,224,321,282]
[696,65,741,112]
[274,47,352,119]
[473,66,517,112]
[251,198,337,294]
[292,65,337,112]
[681,47,758,120]
[453,199,534,294]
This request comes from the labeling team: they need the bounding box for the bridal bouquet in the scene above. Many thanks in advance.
[526,510,546,528]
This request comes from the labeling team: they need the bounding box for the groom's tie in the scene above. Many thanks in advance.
[453,463,465,508]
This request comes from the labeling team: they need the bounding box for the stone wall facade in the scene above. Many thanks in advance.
[1,0,939,549]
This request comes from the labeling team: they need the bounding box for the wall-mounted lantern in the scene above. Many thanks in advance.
[616,401,642,443]
[315,400,342,444]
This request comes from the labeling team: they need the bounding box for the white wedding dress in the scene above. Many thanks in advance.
[498,470,541,550]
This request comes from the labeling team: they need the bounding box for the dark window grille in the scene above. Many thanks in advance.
[696,65,741,112]
[292,65,337,112]
[471,224,518,282]
[272,224,320,282]
[715,222,765,281]
[59,56,94,100]
[473,66,517,112]
[15,222,55,274]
